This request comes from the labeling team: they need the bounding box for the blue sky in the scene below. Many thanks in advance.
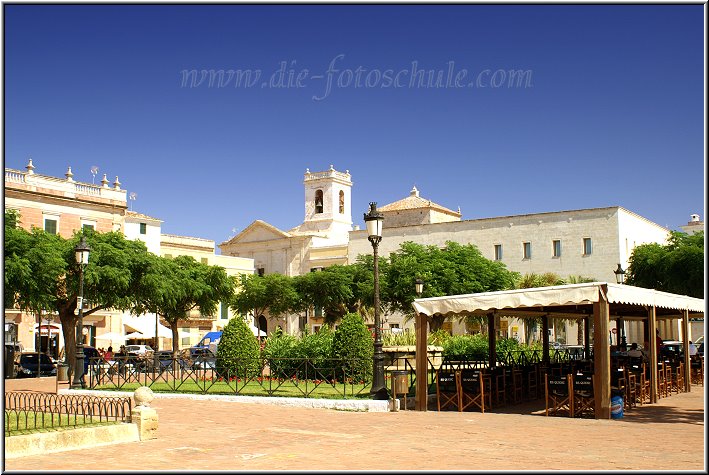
[4,5,705,247]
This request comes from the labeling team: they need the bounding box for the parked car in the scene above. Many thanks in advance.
[124,344,153,356]
[14,352,56,378]
[186,347,216,370]
[154,350,179,370]
[661,340,684,359]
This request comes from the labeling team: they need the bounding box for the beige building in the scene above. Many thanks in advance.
[5,161,129,356]
[4,160,254,355]
[221,167,682,344]
[220,166,352,334]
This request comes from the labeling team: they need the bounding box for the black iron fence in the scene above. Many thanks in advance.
[85,356,376,399]
[4,391,132,435]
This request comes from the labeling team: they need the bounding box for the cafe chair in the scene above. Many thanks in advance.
[572,372,595,418]
[436,368,460,411]
[671,362,685,394]
[624,367,638,410]
[690,358,703,386]
[458,369,486,413]
[545,373,573,417]
[492,366,507,407]
[657,362,668,398]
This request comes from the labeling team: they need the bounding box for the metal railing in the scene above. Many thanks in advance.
[4,391,132,436]
[86,356,375,399]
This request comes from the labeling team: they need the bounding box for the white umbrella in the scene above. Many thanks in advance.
[95,332,128,341]
[125,331,145,339]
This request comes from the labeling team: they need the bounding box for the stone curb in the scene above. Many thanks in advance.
[4,423,139,459]
[58,388,391,412]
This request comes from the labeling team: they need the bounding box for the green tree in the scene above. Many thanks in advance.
[294,264,379,325]
[231,273,298,325]
[384,241,518,331]
[215,315,261,378]
[626,231,704,298]
[332,313,374,383]
[133,255,235,353]
[4,216,154,380]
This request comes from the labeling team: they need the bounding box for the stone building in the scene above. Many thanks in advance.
[222,167,683,344]
[4,160,254,355]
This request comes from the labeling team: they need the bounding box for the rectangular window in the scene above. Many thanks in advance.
[314,305,323,318]
[494,244,503,261]
[139,223,147,235]
[82,223,94,231]
[523,242,532,259]
[257,268,265,277]
[220,302,229,320]
[583,238,592,255]
[552,240,561,258]
[44,218,57,235]
[181,332,191,346]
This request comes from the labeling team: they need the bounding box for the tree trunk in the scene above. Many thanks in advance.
[577,321,584,345]
[170,320,180,354]
[58,306,78,382]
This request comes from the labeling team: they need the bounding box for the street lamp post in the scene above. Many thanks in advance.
[364,202,387,400]
[613,263,627,347]
[71,236,90,389]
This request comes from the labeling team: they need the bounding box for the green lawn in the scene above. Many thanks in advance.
[5,411,121,436]
[93,378,378,399]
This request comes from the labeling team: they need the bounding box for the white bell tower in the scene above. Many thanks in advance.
[300,165,353,245]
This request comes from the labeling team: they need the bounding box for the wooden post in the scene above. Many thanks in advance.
[487,312,496,369]
[647,306,658,403]
[583,316,590,359]
[415,313,428,411]
[682,309,691,393]
[593,286,610,419]
[542,315,549,365]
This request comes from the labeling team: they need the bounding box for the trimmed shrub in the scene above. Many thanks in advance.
[263,328,299,378]
[215,316,261,378]
[332,313,373,383]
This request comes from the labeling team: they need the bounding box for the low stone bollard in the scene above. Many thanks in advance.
[131,386,158,441]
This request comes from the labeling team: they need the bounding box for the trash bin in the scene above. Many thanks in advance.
[57,363,69,382]
[391,370,408,395]
[611,389,624,419]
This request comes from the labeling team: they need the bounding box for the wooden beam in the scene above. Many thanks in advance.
[541,315,549,365]
[487,312,496,369]
[593,286,610,419]
[647,306,658,404]
[682,309,691,393]
[414,313,428,411]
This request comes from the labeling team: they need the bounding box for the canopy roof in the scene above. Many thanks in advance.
[412,282,705,319]
[123,315,173,338]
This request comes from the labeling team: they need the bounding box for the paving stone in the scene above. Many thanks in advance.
[3,377,705,471]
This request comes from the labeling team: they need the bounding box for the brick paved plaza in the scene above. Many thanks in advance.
[3,377,706,471]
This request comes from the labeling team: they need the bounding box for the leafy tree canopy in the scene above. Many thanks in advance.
[626,230,704,298]
[231,272,298,321]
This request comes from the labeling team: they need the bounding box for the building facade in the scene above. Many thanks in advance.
[4,160,254,355]
[222,167,682,343]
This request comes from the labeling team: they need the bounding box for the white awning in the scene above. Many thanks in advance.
[123,315,173,338]
[412,282,705,317]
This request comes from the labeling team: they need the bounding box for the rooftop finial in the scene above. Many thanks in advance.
[410,186,419,197]
[329,164,334,171]
[65,166,74,182]
[113,176,121,190]
[26,158,35,174]
[101,173,109,188]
